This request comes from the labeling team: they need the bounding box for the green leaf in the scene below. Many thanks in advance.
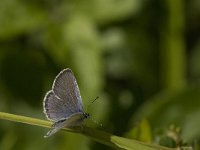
[111,136,178,150]
[125,119,152,142]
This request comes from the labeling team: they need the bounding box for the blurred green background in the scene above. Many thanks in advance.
[0,0,200,149]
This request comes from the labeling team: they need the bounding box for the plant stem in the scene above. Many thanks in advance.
[0,112,51,128]
[160,0,186,90]
[0,112,192,150]
[0,112,118,148]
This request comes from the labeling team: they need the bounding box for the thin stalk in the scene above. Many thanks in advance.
[160,0,186,90]
[0,112,192,150]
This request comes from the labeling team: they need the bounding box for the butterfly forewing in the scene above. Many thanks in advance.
[52,69,83,112]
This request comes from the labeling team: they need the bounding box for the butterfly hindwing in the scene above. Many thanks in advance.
[43,90,74,121]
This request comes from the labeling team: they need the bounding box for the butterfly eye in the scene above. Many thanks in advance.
[83,113,90,118]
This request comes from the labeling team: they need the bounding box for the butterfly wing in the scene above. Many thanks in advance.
[43,90,73,121]
[43,68,83,122]
[44,112,84,138]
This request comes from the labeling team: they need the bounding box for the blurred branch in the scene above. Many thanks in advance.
[0,112,192,150]
[160,0,186,90]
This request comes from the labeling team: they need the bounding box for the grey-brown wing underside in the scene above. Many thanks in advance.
[44,112,84,137]
[43,68,83,122]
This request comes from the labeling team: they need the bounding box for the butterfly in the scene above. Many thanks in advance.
[43,68,89,137]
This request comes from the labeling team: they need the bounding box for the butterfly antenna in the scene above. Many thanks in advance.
[91,96,99,103]
[85,96,99,112]
[84,96,102,127]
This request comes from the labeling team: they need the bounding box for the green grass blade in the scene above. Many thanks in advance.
[0,112,193,150]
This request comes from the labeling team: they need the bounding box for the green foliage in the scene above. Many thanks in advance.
[0,0,199,149]
[132,86,200,142]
